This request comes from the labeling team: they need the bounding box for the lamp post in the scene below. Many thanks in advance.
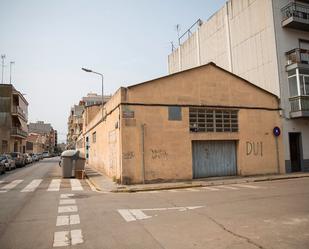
[81,67,104,120]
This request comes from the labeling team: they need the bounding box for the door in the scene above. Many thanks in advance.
[289,133,302,172]
[192,140,237,178]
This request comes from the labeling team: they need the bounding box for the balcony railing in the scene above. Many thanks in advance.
[12,105,28,120]
[282,2,309,31]
[289,95,309,118]
[286,48,309,65]
[11,127,28,138]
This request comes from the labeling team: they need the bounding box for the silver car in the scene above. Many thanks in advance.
[0,154,16,171]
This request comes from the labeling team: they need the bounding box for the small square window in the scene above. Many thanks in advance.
[168,106,182,121]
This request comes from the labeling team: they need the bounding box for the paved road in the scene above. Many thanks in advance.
[0,158,308,249]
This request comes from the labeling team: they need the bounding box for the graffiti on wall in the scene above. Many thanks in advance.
[151,149,168,160]
[246,141,263,156]
[123,151,135,160]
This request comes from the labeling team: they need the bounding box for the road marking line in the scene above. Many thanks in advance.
[185,188,200,192]
[58,205,78,213]
[53,231,70,247]
[234,184,261,189]
[60,193,75,199]
[70,179,83,191]
[48,179,61,191]
[166,189,178,192]
[71,229,83,245]
[201,187,219,191]
[130,209,152,220]
[56,216,69,226]
[70,214,80,225]
[21,179,43,192]
[118,209,136,222]
[217,185,239,190]
[56,214,80,226]
[0,180,23,192]
[59,199,76,205]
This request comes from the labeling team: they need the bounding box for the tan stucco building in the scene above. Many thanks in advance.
[81,63,284,184]
[0,84,28,154]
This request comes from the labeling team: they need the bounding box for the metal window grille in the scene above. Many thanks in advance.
[189,108,238,132]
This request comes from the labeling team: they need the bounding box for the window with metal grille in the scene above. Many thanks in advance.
[189,108,238,132]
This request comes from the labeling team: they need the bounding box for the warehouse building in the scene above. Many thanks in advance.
[83,63,284,184]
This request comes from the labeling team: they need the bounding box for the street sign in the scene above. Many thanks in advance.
[273,127,281,137]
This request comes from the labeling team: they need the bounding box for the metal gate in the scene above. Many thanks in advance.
[192,140,237,178]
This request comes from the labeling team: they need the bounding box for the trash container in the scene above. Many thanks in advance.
[75,157,86,179]
[59,150,79,178]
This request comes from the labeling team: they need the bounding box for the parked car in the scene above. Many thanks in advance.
[31,154,39,162]
[10,152,26,167]
[42,151,50,158]
[24,153,33,164]
[1,154,16,171]
[0,157,6,174]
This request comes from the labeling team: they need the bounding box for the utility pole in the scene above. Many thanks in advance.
[10,61,15,84]
[1,54,6,84]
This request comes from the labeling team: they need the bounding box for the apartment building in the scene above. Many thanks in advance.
[28,121,57,153]
[67,93,111,149]
[81,63,283,184]
[26,133,47,154]
[0,84,28,154]
[168,0,309,173]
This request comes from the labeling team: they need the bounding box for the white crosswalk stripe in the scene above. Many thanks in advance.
[21,179,43,192]
[217,185,239,190]
[233,184,261,189]
[48,179,61,191]
[201,187,220,191]
[70,179,83,191]
[0,180,23,193]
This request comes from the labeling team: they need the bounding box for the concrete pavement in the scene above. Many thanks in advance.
[0,158,308,249]
[85,164,309,192]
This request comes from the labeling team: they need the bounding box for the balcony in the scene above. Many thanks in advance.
[12,105,28,121]
[282,2,309,31]
[11,127,28,138]
[286,48,309,71]
[289,95,309,118]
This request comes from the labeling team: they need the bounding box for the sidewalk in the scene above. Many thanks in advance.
[85,165,309,193]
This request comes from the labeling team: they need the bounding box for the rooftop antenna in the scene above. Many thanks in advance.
[170,41,175,52]
[175,24,181,45]
[1,54,6,84]
[10,61,15,84]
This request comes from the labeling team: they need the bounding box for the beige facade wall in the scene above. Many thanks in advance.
[120,65,283,183]
[84,64,284,184]
[84,89,122,180]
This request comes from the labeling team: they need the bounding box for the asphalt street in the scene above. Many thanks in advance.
[0,158,308,249]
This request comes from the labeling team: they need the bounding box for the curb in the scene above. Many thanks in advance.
[112,174,309,193]
[85,175,103,192]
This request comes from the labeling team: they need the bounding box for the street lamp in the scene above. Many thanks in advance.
[81,67,104,120]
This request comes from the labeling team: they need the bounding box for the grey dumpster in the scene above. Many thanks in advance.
[60,150,79,178]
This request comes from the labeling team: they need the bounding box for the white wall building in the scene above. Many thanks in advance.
[168,0,309,173]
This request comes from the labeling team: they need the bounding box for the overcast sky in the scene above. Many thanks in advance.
[1,0,226,143]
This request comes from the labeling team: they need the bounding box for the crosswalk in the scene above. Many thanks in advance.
[137,183,263,194]
[0,178,86,193]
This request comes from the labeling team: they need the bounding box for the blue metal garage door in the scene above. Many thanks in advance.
[192,140,237,178]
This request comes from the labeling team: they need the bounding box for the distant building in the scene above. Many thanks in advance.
[0,84,28,154]
[26,133,46,154]
[67,93,111,149]
[28,121,57,153]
